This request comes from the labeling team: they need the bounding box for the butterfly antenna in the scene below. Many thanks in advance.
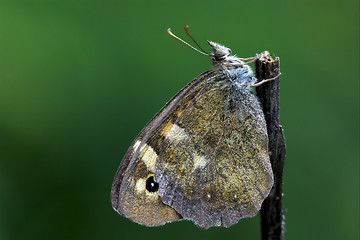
[184,25,208,54]
[168,28,209,56]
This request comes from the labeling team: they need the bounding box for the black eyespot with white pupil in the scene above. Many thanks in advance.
[146,176,159,192]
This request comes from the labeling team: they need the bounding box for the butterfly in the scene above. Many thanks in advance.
[111,26,274,229]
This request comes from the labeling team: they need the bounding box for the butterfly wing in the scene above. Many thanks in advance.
[154,71,274,229]
[111,70,217,226]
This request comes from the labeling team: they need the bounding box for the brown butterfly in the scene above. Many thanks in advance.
[111,27,273,229]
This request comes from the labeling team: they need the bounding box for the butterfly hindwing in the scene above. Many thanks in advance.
[154,71,273,229]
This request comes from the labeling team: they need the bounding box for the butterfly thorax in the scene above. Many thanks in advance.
[208,41,256,89]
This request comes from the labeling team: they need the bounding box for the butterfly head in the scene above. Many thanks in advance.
[207,41,232,61]
[207,41,245,68]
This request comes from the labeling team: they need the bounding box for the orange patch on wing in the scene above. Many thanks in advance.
[160,100,192,137]
[161,120,175,137]
[176,109,184,118]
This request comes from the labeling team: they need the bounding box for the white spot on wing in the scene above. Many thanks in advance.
[135,178,146,193]
[166,124,189,141]
[141,144,157,173]
[192,152,208,170]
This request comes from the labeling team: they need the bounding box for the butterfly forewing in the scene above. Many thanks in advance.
[111,71,216,226]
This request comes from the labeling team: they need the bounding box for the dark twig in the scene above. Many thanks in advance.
[255,52,286,240]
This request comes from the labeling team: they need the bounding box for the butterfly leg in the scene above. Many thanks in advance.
[251,72,282,87]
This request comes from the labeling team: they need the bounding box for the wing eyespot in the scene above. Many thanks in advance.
[145,176,159,192]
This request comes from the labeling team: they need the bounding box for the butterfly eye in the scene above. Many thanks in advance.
[145,176,159,192]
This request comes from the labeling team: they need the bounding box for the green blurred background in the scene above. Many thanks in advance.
[0,0,358,239]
